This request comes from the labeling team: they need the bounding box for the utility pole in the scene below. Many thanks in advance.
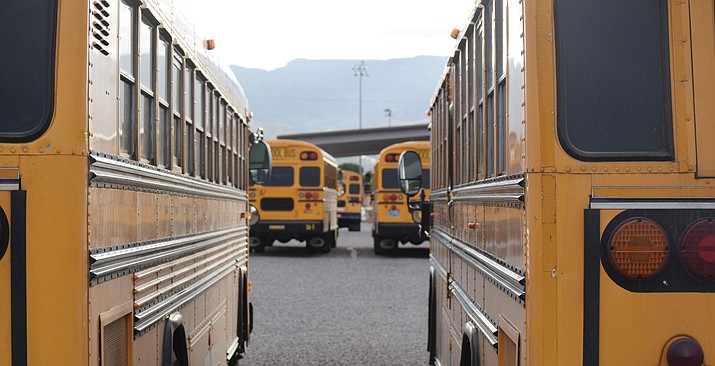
[352,61,368,173]
[384,108,393,127]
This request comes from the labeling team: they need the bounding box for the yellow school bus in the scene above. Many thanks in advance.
[398,0,715,365]
[0,1,272,365]
[371,141,430,255]
[249,139,339,253]
[337,169,363,232]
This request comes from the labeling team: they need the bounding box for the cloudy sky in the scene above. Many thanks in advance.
[175,0,476,70]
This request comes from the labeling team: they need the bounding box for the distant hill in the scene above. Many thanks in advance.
[230,56,448,140]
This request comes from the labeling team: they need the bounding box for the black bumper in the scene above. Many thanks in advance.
[251,220,324,239]
[338,213,361,227]
[374,222,423,243]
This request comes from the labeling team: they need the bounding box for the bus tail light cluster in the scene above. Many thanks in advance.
[300,151,318,161]
[299,191,321,200]
[607,215,715,281]
[383,193,404,202]
[385,153,400,162]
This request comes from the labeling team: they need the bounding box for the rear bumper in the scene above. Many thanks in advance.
[338,213,361,227]
[374,222,423,243]
[251,220,325,239]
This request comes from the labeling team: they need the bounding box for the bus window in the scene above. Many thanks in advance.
[263,167,294,187]
[349,184,360,195]
[554,0,673,160]
[422,169,430,189]
[381,169,400,189]
[300,167,321,187]
[0,2,57,142]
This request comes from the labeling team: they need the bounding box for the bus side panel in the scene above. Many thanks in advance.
[24,156,89,365]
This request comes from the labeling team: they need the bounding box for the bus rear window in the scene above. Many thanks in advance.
[381,169,399,189]
[554,0,673,161]
[263,167,294,187]
[0,1,57,142]
[349,184,360,195]
[300,167,320,187]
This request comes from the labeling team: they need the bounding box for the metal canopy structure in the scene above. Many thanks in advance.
[277,123,430,158]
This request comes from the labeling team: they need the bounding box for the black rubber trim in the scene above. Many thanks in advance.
[11,190,27,366]
[583,209,600,366]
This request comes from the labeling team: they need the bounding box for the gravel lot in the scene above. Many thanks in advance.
[241,223,431,366]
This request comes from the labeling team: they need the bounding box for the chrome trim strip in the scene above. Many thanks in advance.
[590,199,715,210]
[450,281,498,346]
[452,177,524,195]
[431,255,448,281]
[433,227,525,301]
[451,238,525,297]
[451,193,524,204]
[0,182,20,191]
[90,152,248,201]
[134,260,238,334]
[430,190,448,200]
[89,226,247,285]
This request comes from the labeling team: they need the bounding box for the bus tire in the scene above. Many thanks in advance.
[307,236,330,253]
[249,236,266,253]
[378,238,397,254]
[373,236,384,255]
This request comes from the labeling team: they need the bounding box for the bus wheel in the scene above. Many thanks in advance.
[378,238,397,254]
[307,236,330,253]
[249,236,266,253]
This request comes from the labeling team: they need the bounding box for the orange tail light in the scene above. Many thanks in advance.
[607,217,670,279]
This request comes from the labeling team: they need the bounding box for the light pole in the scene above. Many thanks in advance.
[384,108,393,127]
[353,60,368,173]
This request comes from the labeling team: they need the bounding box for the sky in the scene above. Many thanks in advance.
[174,0,477,71]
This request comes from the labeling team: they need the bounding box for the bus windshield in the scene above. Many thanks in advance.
[0,1,57,142]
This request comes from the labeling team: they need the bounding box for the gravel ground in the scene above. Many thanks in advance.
[241,223,431,366]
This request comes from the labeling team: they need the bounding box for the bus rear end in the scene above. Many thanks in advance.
[249,139,338,253]
[338,170,362,231]
[371,141,430,255]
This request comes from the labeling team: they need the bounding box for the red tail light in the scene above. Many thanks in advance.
[666,338,704,366]
[305,192,313,199]
[679,218,715,280]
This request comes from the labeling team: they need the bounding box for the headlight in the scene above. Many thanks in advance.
[249,205,260,226]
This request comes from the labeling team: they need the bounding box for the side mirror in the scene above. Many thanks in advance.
[249,140,272,185]
[397,150,423,197]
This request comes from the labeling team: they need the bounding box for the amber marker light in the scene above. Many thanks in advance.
[450,28,460,39]
[679,218,715,280]
[607,217,669,279]
[205,39,215,50]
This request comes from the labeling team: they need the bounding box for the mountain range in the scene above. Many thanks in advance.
[230,56,448,140]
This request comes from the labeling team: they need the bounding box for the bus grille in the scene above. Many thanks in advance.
[102,314,128,366]
[261,198,294,211]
